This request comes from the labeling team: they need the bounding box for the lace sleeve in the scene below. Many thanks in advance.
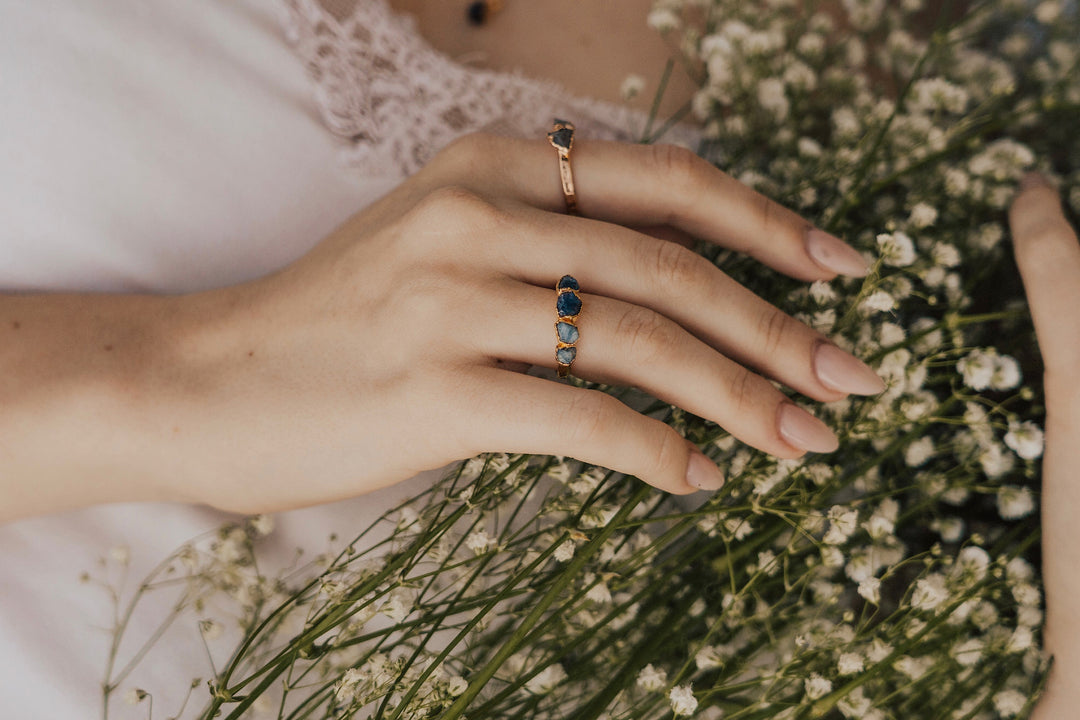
[279,0,701,178]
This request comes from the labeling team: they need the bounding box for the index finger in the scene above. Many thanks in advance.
[1008,173,1080,376]
[430,134,870,283]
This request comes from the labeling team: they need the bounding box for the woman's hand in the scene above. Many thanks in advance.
[1011,174,1080,718]
[1,134,886,520]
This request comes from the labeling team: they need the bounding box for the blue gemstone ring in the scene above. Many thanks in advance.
[555,274,581,378]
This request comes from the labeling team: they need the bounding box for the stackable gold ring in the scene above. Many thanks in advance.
[555,275,582,378]
[547,118,578,215]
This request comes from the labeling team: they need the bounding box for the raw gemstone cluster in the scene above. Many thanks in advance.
[555,274,581,376]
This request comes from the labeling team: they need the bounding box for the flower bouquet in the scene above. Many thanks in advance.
[92,1,1079,718]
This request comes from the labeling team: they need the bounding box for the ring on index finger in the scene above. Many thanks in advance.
[547,118,578,215]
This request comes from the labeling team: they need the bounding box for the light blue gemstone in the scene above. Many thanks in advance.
[556,321,579,344]
[556,346,577,365]
[557,275,580,291]
[557,291,582,317]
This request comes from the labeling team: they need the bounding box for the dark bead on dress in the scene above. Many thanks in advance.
[466,1,488,25]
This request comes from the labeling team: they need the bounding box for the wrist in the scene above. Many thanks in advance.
[0,291,201,520]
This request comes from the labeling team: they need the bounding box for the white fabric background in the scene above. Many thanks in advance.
[0,1,440,717]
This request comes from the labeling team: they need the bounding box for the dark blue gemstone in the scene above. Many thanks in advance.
[556,346,577,365]
[556,321,579,344]
[557,275,579,291]
[557,291,581,317]
[549,126,574,150]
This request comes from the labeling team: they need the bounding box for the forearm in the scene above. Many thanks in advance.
[0,292,190,521]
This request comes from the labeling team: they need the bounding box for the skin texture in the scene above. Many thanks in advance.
[1010,176,1080,719]
[386,0,700,119]
[0,134,883,521]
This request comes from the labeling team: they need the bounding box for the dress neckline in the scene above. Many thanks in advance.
[279,0,700,177]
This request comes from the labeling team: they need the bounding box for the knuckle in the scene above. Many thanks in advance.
[648,143,703,184]
[615,305,680,365]
[411,185,505,235]
[757,306,796,357]
[728,367,767,417]
[563,389,617,446]
[650,424,686,482]
[647,144,708,214]
[646,239,706,296]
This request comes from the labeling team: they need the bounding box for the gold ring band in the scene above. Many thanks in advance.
[547,118,578,215]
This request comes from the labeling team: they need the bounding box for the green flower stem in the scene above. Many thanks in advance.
[438,485,653,720]
[824,1,955,233]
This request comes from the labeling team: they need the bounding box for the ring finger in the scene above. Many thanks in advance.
[475,278,841,459]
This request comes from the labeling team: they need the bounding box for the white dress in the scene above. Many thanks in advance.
[0,1,698,716]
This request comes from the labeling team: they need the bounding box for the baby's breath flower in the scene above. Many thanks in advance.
[620,74,646,101]
[992,688,1028,717]
[804,673,832,700]
[837,687,872,718]
[637,663,668,692]
[809,280,836,304]
[877,231,917,266]
[248,514,274,537]
[904,436,935,468]
[447,675,468,696]
[525,663,567,695]
[124,688,148,705]
[931,517,965,543]
[110,545,131,566]
[199,619,224,640]
[908,202,939,228]
[757,78,790,122]
[465,529,495,555]
[997,485,1036,520]
[668,684,698,716]
[1034,0,1063,24]
[695,645,724,670]
[1004,420,1044,460]
[952,638,984,666]
[837,652,865,675]
[991,354,1022,391]
[957,348,997,390]
[858,577,882,604]
[861,290,896,314]
[646,8,681,34]
[911,573,949,612]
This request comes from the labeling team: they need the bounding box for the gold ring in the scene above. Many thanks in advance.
[547,118,578,215]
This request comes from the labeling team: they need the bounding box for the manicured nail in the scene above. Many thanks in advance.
[805,229,870,277]
[1019,172,1051,192]
[813,342,887,395]
[778,403,839,453]
[685,441,725,491]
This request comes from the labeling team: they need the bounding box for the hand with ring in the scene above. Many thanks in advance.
[0,127,887,519]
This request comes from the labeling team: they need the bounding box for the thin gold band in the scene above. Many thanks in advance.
[547,119,578,215]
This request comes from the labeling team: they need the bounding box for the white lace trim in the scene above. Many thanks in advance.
[278,0,701,177]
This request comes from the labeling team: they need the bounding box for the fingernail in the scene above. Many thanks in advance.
[1019,172,1051,192]
[805,229,870,277]
[685,442,725,491]
[813,341,887,395]
[778,403,839,454]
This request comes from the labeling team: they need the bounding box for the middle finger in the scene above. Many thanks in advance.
[475,202,886,403]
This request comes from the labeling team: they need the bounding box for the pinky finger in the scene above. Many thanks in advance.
[462,367,725,495]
